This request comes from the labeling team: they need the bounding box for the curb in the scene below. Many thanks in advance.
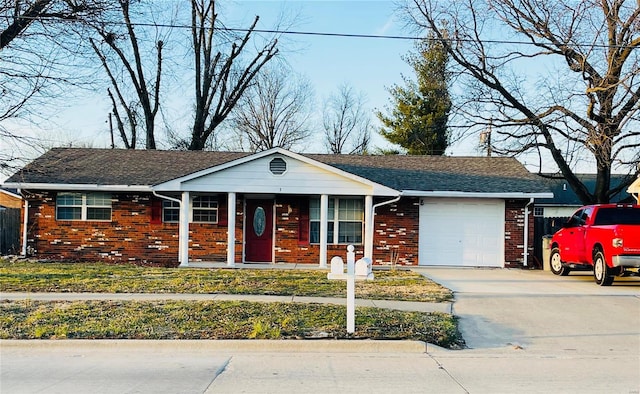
[0,339,429,353]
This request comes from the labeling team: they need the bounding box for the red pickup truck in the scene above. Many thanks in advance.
[550,204,640,286]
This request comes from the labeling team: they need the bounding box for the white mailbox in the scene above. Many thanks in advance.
[355,257,373,279]
[328,256,345,279]
[326,245,374,334]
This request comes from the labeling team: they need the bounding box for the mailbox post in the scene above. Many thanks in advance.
[327,245,374,334]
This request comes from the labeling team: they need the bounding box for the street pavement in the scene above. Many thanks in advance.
[1,267,639,393]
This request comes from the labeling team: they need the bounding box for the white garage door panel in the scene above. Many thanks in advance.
[419,199,504,267]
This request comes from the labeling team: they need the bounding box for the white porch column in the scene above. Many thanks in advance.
[21,198,28,257]
[226,192,236,267]
[319,194,329,268]
[179,191,190,267]
[364,195,374,260]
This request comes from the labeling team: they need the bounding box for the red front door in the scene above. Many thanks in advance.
[245,199,273,262]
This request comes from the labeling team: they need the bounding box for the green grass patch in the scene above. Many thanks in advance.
[0,300,464,348]
[0,260,452,302]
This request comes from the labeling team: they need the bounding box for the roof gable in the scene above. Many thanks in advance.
[155,148,398,196]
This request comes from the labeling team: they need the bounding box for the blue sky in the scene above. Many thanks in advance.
[219,0,419,151]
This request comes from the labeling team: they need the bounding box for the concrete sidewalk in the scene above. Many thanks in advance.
[0,292,452,314]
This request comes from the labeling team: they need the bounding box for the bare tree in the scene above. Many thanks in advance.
[1,0,111,173]
[0,0,105,49]
[231,65,313,152]
[87,0,168,149]
[188,0,279,151]
[403,0,640,203]
[323,84,372,154]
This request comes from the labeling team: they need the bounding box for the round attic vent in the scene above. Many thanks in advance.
[269,157,287,175]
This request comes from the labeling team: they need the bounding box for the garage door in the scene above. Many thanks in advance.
[418,198,505,267]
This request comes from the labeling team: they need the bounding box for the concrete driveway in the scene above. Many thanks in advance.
[414,267,639,352]
[414,267,640,393]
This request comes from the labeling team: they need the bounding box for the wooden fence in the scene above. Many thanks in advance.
[0,208,20,255]
[532,216,568,268]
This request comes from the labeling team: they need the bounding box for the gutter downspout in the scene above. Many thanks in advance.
[365,195,401,261]
[20,190,28,257]
[153,191,184,265]
[523,198,534,268]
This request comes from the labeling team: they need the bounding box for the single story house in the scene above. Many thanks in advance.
[534,174,635,218]
[2,147,552,268]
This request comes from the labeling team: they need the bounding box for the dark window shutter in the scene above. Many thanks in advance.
[150,199,163,224]
[218,197,228,226]
[298,198,309,244]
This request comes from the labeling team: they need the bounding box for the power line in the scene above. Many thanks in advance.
[2,14,637,49]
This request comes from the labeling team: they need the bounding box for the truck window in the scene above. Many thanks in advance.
[566,209,586,227]
[593,207,640,225]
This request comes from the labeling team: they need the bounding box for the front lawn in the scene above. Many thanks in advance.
[0,259,464,348]
[0,299,464,348]
[0,260,452,302]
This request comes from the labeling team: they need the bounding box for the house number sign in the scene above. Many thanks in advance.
[253,206,266,237]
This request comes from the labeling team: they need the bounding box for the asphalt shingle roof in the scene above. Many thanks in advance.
[5,148,549,194]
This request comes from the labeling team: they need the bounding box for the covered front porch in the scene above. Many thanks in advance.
[151,148,399,268]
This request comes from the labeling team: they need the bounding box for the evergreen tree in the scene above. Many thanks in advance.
[377,35,451,155]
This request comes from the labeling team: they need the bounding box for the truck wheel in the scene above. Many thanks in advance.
[550,248,569,276]
[593,250,614,286]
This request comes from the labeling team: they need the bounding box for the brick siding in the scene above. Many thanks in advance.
[21,192,532,268]
[371,198,419,266]
[504,199,534,268]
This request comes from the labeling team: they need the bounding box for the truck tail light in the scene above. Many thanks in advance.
[612,238,623,248]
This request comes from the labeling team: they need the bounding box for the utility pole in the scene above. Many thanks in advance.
[479,120,492,157]
[108,113,115,149]
[486,121,492,157]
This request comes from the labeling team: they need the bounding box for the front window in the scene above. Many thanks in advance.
[310,198,335,244]
[56,192,111,221]
[192,195,218,223]
[163,200,180,222]
[310,197,363,244]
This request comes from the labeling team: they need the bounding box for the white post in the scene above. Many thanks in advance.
[227,192,236,267]
[364,195,373,260]
[346,244,355,334]
[21,198,28,257]
[179,191,190,267]
[319,194,329,268]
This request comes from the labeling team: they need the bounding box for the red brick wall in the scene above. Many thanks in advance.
[22,192,244,267]
[273,196,364,265]
[22,191,530,268]
[372,198,419,266]
[271,196,419,266]
[504,199,534,268]
[189,197,244,263]
[24,192,179,266]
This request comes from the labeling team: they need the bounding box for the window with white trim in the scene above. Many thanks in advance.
[192,195,218,223]
[309,197,363,244]
[56,192,112,221]
[163,200,180,222]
